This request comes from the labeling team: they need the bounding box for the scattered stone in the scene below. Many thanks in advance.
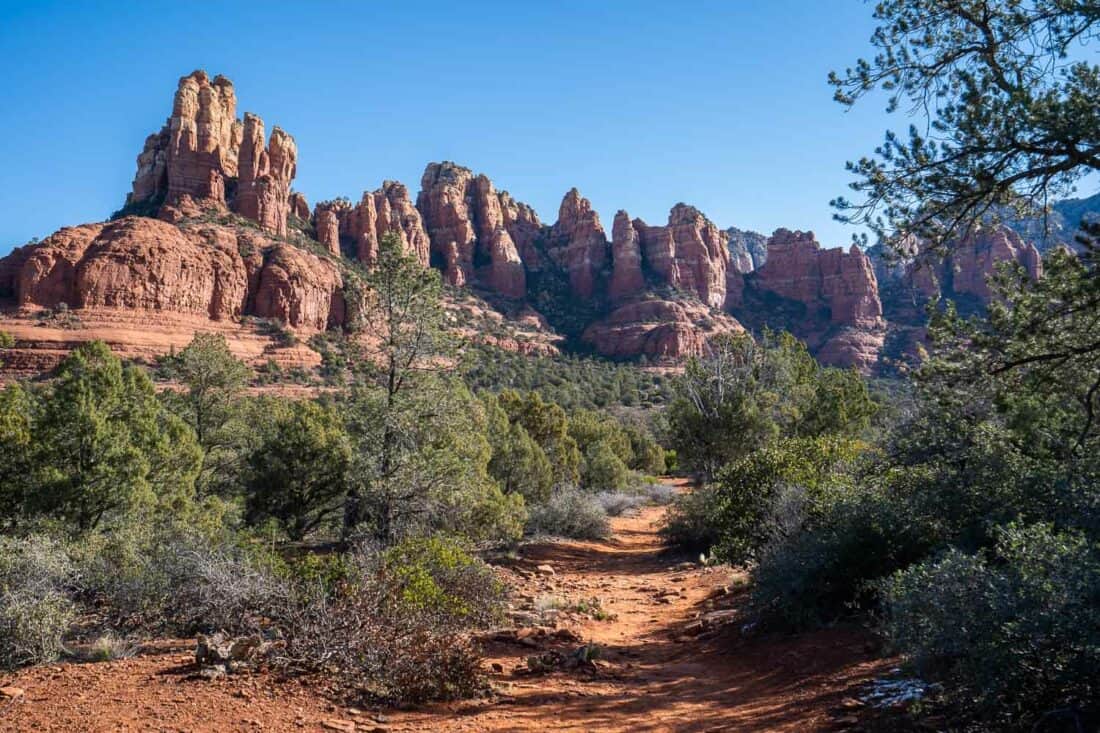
[705,585,730,600]
[536,564,556,576]
[0,687,24,700]
[321,720,356,732]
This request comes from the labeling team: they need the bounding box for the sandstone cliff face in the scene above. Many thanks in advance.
[726,226,767,272]
[416,162,527,298]
[547,189,608,299]
[608,211,644,302]
[942,226,1043,301]
[317,183,431,267]
[582,299,744,359]
[499,192,543,269]
[2,217,342,331]
[130,71,242,206]
[313,203,343,256]
[612,204,732,309]
[742,229,885,371]
[873,224,1044,322]
[289,192,309,220]
[128,71,297,236]
[235,115,298,237]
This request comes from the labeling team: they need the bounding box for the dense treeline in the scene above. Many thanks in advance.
[461,343,674,411]
[0,234,670,701]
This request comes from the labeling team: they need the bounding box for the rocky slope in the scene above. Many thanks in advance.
[1,69,1055,375]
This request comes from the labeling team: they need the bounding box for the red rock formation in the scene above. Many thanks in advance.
[547,189,607,299]
[873,224,1044,324]
[252,244,344,329]
[747,229,885,371]
[130,71,241,207]
[582,299,744,359]
[500,191,543,269]
[313,203,343,256]
[128,71,297,236]
[289,192,310,220]
[235,114,298,237]
[417,162,527,298]
[614,204,731,309]
[472,175,525,298]
[316,183,430,267]
[3,217,342,331]
[0,244,32,300]
[608,210,644,302]
[940,225,1042,301]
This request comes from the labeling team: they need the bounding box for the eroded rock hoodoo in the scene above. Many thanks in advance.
[127,70,298,237]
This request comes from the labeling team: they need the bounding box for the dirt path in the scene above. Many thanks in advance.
[0,493,891,732]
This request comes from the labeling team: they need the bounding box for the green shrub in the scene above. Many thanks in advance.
[526,486,610,540]
[0,536,76,669]
[880,523,1100,729]
[378,535,505,628]
[0,331,14,348]
[708,436,861,564]
[581,441,631,492]
[750,487,932,628]
[661,484,724,552]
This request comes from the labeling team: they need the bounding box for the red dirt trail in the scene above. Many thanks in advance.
[0,487,890,732]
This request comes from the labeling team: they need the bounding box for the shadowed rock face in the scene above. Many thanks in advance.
[870,224,1044,325]
[128,70,297,236]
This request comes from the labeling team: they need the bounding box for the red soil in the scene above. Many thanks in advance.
[0,491,891,732]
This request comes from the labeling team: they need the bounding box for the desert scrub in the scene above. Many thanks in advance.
[526,486,610,540]
[276,537,505,704]
[0,536,76,669]
[880,523,1100,729]
[378,535,505,628]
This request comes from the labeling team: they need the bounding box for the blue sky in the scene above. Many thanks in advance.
[1,1,939,254]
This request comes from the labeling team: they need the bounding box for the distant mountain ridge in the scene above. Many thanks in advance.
[0,70,1064,375]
